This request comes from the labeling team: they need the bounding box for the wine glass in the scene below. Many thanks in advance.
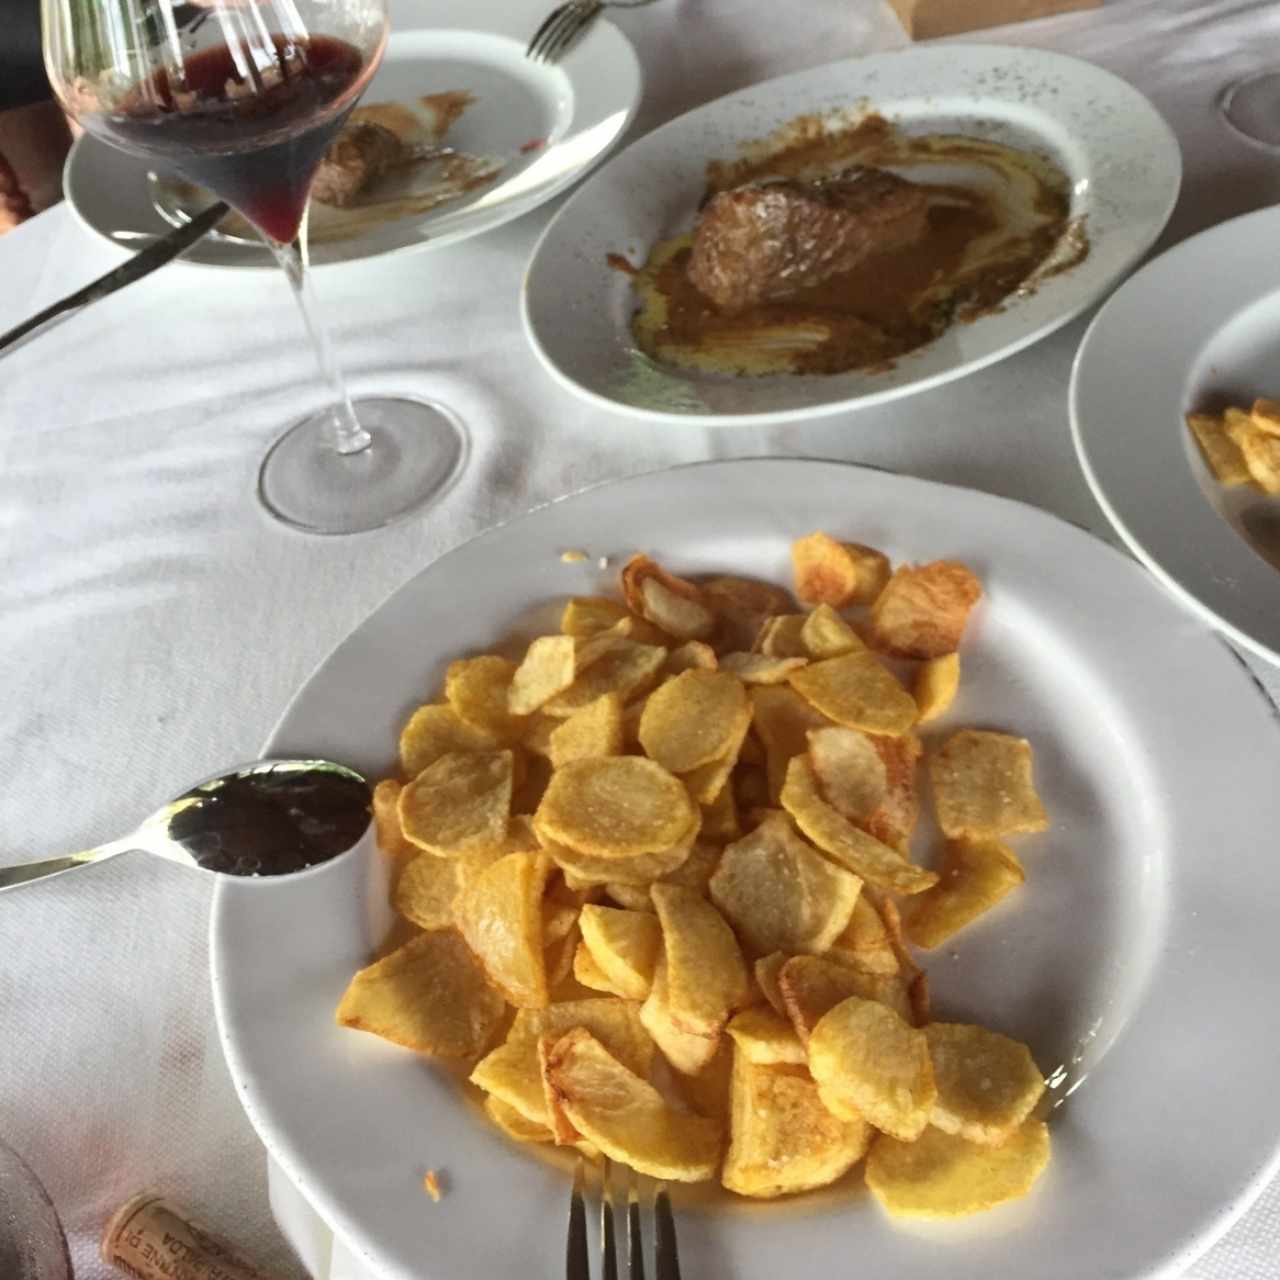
[1220,71,1280,150]
[42,0,467,535]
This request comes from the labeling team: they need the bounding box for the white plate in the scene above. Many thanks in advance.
[522,45,1180,425]
[1072,205,1280,666]
[211,458,1280,1280]
[65,0,640,271]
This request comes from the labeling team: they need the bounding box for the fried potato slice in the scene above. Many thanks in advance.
[781,756,936,895]
[336,930,505,1057]
[807,726,887,823]
[446,656,529,742]
[508,636,579,715]
[398,750,514,857]
[399,704,501,778]
[870,561,982,659]
[779,955,912,1044]
[723,1056,871,1198]
[904,837,1025,949]
[719,652,809,685]
[1236,417,1280,493]
[639,670,750,774]
[521,713,559,760]
[750,684,832,803]
[607,882,654,912]
[754,952,789,1018]
[652,884,751,1037]
[914,653,960,723]
[455,851,553,1008]
[484,1093,555,1144]
[930,730,1048,839]
[843,543,892,604]
[829,894,900,976]
[801,604,866,659]
[726,1006,806,1066]
[700,782,741,844]
[1186,412,1253,487]
[547,692,625,769]
[640,956,723,1074]
[544,641,668,716]
[535,756,699,857]
[792,532,866,607]
[620,555,716,641]
[926,1023,1046,1144]
[579,904,663,1000]
[864,732,922,852]
[701,574,795,619]
[677,1041,734,1120]
[394,847,504,930]
[372,779,415,857]
[572,942,629,997]
[537,1031,580,1143]
[542,831,697,886]
[808,996,935,1141]
[789,653,917,736]
[471,998,652,1127]
[666,641,718,674]
[1251,397,1280,436]
[865,1119,1050,1218]
[545,1027,722,1181]
[680,710,752,805]
[708,811,861,956]
[755,614,810,659]
[560,597,629,636]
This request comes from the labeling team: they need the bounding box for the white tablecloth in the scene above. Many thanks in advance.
[3,1,1279,1276]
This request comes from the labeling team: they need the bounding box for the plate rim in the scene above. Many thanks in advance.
[520,42,1182,426]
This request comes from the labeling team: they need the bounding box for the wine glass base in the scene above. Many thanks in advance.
[258,396,467,535]
[1220,71,1280,149]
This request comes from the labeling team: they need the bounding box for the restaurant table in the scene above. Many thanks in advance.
[2,1,1279,1277]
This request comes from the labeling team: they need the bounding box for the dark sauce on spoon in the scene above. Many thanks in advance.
[165,764,371,877]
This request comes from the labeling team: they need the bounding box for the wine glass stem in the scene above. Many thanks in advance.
[266,220,372,457]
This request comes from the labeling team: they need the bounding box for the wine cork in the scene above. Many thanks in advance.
[102,1193,280,1280]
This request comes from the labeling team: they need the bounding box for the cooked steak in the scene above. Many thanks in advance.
[686,166,929,313]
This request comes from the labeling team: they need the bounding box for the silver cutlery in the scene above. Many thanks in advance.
[567,1157,681,1280]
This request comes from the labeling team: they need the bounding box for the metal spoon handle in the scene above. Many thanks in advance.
[0,838,134,893]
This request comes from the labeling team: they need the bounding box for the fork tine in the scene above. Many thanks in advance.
[530,3,579,61]
[653,1184,680,1280]
[627,1165,645,1280]
[601,1157,619,1280]
[526,2,570,59]
[567,1157,589,1280]
[542,4,595,63]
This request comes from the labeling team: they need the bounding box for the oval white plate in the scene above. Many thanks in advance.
[211,458,1280,1280]
[1072,204,1280,665]
[65,0,641,271]
[522,44,1180,425]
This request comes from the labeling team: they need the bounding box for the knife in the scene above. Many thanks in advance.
[0,200,229,356]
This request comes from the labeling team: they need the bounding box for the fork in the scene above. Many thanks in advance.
[567,1157,681,1280]
[526,0,660,65]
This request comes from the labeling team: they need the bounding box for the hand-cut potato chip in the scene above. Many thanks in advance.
[926,1023,1045,1144]
[640,956,723,1074]
[336,930,505,1057]
[829,895,900,976]
[1236,418,1280,493]
[680,710,752,805]
[537,1031,580,1143]
[620,555,716,641]
[522,713,559,760]
[677,1040,734,1119]
[904,837,1025,949]
[754,952,789,1018]
[471,998,652,1126]
[398,750,514,857]
[807,726,887,822]
[560,597,629,636]
[915,653,960,723]
[399,704,500,778]
[701,783,741,844]
[484,1093,555,1144]
[865,1120,1050,1218]
[543,895,581,947]
[779,955,913,1044]
[708,811,861,956]
[606,882,654,911]
[548,692,624,769]
[446,656,529,742]
[543,832,696,886]
[808,996,936,1141]
[545,1027,722,1180]
[544,641,668,716]
[789,653,918,736]
[572,942,629,997]
[1186,412,1253,487]
[719,652,809,684]
[508,636,580,715]
[639,670,750,774]
[658,840,723,892]
[750,684,832,803]
[781,756,936,895]
[792,532,866,607]
[841,542,892,604]
[734,764,772,813]
[701,574,795,619]
[755,614,810,659]
[802,604,866,659]
[870,561,982,659]
[604,614,674,648]
[652,884,750,1037]
[394,847,503,930]
[1252,397,1280,436]
[723,1056,871,1198]
[373,779,415,857]
[545,923,581,991]
[864,733,922,851]
[579,904,663,1000]
[455,851,553,1008]
[536,756,698,857]
[930,730,1048,838]
[726,1006,806,1065]
[666,640,718,673]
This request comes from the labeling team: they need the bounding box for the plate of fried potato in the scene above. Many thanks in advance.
[211,459,1280,1280]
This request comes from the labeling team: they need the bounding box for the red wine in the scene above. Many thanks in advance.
[98,35,369,244]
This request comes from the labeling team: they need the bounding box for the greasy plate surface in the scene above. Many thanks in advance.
[522,44,1180,424]
[1071,204,1280,665]
[212,460,1280,1279]
[65,0,640,271]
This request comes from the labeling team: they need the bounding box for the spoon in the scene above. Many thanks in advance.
[0,759,372,893]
